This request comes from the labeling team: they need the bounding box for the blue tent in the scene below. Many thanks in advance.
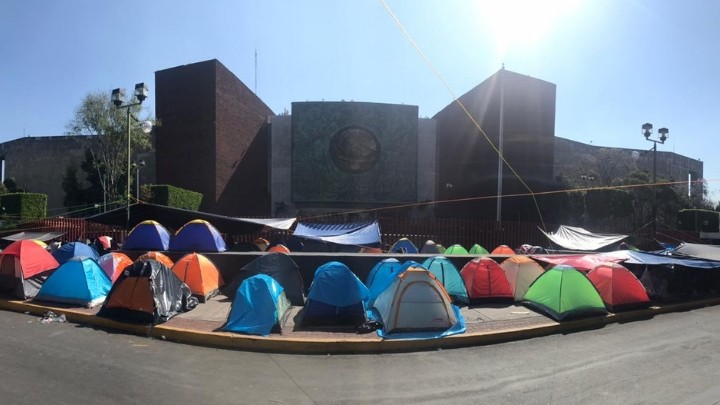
[422,256,469,304]
[366,260,423,305]
[389,238,418,254]
[51,242,99,265]
[169,219,227,252]
[35,258,111,308]
[222,274,292,336]
[123,220,171,251]
[302,261,369,327]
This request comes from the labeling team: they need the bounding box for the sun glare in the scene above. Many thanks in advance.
[478,0,579,53]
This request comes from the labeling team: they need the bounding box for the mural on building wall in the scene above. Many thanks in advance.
[291,102,418,203]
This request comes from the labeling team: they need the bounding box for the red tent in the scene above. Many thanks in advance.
[460,257,514,303]
[1,240,59,278]
[0,240,60,298]
[587,263,650,311]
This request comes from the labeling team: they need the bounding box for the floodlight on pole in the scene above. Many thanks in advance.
[642,122,670,240]
[111,82,149,229]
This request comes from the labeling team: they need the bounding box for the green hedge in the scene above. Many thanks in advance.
[141,184,202,210]
[1,193,47,220]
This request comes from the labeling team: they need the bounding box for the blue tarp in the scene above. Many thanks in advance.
[169,220,227,252]
[51,242,99,265]
[293,221,381,247]
[606,250,720,269]
[223,274,289,336]
[35,258,111,307]
[367,306,466,340]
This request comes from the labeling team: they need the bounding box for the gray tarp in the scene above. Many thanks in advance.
[672,242,720,261]
[2,231,65,242]
[540,225,627,251]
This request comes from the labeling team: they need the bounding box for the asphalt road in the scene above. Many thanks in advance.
[2,307,720,405]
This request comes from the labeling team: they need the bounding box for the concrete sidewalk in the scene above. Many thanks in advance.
[2,295,718,354]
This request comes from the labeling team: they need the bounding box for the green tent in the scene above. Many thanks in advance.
[522,265,607,321]
[469,244,489,255]
[444,244,469,255]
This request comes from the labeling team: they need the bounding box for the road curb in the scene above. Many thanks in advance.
[2,297,719,354]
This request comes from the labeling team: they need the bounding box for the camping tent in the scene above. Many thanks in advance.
[460,257,514,303]
[169,219,227,252]
[523,265,607,321]
[136,251,175,269]
[98,259,197,324]
[491,245,515,255]
[97,252,133,282]
[444,244,469,255]
[365,258,404,305]
[51,242,99,265]
[500,255,545,301]
[220,252,306,306]
[469,244,489,255]
[389,238,418,254]
[421,256,469,304]
[302,261,369,327]
[0,240,59,299]
[587,263,650,311]
[123,220,171,251]
[372,267,459,334]
[34,258,112,308]
[171,253,224,302]
[222,274,292,336]
[420,240,444,254]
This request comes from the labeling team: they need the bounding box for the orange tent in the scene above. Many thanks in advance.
[171,253,224,302]
[267,244,290,254]
[136,251,175,269]
[491,245,515,255]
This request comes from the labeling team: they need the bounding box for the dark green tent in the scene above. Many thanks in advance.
[522,265,607,321]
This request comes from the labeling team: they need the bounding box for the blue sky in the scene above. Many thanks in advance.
[2,0,719,199]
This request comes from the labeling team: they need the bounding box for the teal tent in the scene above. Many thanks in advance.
[223,274,292,336]
[35,258,112,308]
[522,265,607,321]
[421,256,469,304]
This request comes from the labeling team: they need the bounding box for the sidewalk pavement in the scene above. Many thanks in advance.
[1,296,718,354]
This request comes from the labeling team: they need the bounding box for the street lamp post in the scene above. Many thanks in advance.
[111,83,148,228]
[642,123,669,239]
[133,159,146,201]
[580,174,595,227]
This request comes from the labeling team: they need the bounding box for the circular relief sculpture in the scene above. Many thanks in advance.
[329,126,380,174]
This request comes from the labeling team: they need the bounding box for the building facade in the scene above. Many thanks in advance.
[0,60,705,221]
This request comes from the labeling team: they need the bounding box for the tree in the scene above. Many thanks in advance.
[65,91,152,206]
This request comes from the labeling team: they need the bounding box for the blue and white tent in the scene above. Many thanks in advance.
[34,258,111,308]
[222,274,292,336]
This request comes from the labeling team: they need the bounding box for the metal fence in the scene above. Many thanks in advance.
[14,216,700,251]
